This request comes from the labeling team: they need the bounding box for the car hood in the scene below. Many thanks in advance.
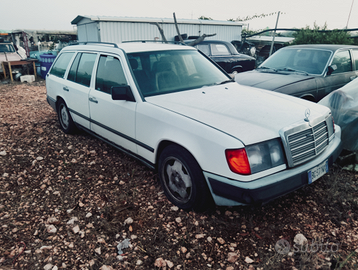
[146,83,330,145]
[0,52,23,62]
[235,70,315,91]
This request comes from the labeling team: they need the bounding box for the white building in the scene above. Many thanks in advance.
[71,15,243,43]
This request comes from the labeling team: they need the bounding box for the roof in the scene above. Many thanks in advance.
[71,15,243,27]
[246,36,294,45]
[283,44,358,51]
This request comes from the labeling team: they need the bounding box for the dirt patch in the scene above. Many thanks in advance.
[0,80,357,269]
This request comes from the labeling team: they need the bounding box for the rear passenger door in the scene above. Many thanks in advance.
[89,54,137,154]
[64,52,97,129]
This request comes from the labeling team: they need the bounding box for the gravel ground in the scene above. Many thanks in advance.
[0,80,358,270]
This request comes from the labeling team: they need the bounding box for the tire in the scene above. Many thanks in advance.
[158,145,213,212]
[57,99,76,134]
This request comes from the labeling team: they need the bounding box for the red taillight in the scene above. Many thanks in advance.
[225,149,251,175]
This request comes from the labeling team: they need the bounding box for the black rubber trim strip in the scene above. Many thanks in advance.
[67,108,155,153]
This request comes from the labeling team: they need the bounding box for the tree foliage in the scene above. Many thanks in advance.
[292,23,354,45]
[241,28,261,37]
[232,12,281,22]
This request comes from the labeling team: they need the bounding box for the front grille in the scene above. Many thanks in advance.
[285,120,330,167]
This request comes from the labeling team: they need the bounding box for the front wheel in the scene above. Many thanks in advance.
[57,99,76,134]
[158,145,213,212]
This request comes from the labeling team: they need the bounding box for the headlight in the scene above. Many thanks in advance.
[226,138,286,175]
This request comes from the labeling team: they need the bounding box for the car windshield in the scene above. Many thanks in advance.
[0,43,16,53]
[258,48,332,75]
[128,50,230,97]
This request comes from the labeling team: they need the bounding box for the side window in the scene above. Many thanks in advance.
[49,52,74,78]
[352,49,358,70]
[67,53,81,82]
[95,55,127,94]
[331,50,352,74]
[67,52,96,86]
[210,44,230,56]
[76,53,97,87]
[196,44,210,56]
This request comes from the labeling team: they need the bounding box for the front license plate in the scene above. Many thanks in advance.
[308,160,328,184]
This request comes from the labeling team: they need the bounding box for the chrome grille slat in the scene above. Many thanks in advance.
[286,120,329,167]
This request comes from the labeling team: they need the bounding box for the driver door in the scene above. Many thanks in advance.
[89,54,137,154]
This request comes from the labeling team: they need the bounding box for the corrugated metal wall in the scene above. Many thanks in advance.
[98,21,241,43]
[74,17,242,43]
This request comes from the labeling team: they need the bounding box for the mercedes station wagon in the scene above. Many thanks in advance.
[46,42,342,211]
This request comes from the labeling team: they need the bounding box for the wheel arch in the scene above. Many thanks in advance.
[231,65,243,73]
[155,140,199,171]
[55,96,66,112]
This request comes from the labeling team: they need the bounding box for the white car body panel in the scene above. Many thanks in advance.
[65,80,91,129]
[146,83,331,145]
[89,89,137,153]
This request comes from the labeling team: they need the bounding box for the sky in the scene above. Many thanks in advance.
[1,0,357,32]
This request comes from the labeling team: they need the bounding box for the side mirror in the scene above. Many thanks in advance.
[111,85,135,102]
[327,64,337,76]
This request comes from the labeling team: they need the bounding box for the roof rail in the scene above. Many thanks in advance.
[78,42,119,48]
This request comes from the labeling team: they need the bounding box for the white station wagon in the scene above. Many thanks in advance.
[46,42,342,211]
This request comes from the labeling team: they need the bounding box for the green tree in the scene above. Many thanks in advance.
[292,23,353,45]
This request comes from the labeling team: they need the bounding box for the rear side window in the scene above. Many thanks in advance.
[49,52,74,78]
[67,53,97,87]
[210,44,230,56]
[95,55,127,94]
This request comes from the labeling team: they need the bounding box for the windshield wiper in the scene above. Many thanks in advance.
[276,68,309,75]
[257,66,277,72]
[217,79,235,85]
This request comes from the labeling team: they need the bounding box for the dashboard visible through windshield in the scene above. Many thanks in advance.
[128,50,230,97]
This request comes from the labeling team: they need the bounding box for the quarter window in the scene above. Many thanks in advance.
[49,52,74,78]
[95,55,127,94]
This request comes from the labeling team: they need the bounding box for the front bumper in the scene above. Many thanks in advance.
[204,126,342,206]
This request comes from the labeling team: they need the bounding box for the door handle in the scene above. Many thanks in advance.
[89,97,98,103]
[63,86,69,92]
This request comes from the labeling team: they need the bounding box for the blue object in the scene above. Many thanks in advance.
[40,54,57,79]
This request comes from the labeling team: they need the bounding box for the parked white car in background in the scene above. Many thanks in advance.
[0,39,24,74]
[46,42,342,211]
